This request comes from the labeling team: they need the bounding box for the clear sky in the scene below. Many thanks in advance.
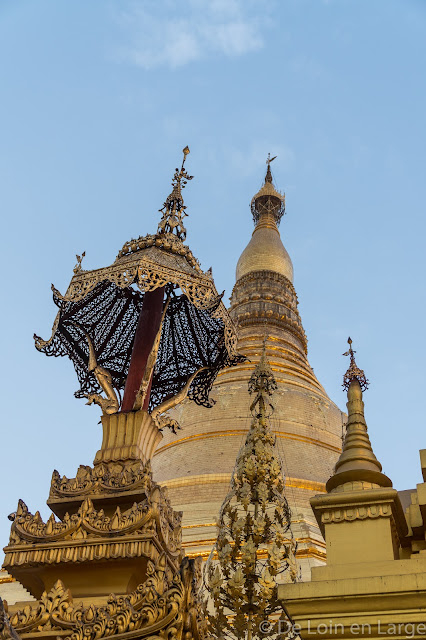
[1,0,426,550]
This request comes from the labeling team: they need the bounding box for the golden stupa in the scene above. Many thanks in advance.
[152,157,345,578]
[3,151,426,638]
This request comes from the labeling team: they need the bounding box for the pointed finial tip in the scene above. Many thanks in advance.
[157,148,193,240]
[264,153,277,185]
[342,337,369,392]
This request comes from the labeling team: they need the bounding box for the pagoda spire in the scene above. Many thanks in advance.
[326,338,392,492]
[205,340,298,640]
[236,156,293,283]
[157,146,192,241]
[311,339,407,569]
[250,153,285,227]
[122,147,193,413]
[265,152,276,183]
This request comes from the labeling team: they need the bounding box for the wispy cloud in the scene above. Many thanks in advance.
[114,0,268,69]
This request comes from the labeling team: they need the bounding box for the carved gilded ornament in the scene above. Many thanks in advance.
[4,474,182,571]
[5,557,205,640]
[342,337,369,392]
[0,599,20,640]
[320,502,393,525]
[204,341,298,640]
[49,461,152,499]
[7,496,179,551]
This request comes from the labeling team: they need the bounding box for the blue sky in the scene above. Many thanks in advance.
[1,0,426,549]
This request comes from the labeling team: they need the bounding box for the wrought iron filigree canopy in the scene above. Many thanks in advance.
[34,150,244,416]
[34,280,243,414]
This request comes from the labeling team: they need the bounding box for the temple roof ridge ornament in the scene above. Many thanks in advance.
[250,153,285,226]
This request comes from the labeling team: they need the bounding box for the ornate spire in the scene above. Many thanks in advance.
[250,153,285,226]
[204,339,297,640]
[157,146,193,240]
[326,339,391,492]
[237,156,293,282]
[342,337,369,391]
[248,338,278,415]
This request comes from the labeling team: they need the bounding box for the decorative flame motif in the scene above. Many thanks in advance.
[157,146,193,240]
[342,337,369,392]
[4,559,205,640]
[73,251,85,275]
[204,340,298,640]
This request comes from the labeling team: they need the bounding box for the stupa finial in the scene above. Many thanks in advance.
[342,337,369,392]
[265,152,277,184]
[326,338,391,492]
[251,154,285,226]
[157,146,193,240]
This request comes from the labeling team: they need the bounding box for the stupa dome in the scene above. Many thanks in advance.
[236,211,294,282]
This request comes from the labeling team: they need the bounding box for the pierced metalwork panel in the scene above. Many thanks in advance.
[34,281,244,411]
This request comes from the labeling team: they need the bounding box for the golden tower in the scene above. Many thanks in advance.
[152,157,345,578]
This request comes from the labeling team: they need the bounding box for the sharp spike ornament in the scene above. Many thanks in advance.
[204,340,298,640]
[157,146,193,240]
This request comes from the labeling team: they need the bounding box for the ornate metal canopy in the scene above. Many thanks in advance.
[34,148,244,421]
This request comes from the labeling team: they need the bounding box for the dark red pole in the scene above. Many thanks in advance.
[121,286,165,412]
